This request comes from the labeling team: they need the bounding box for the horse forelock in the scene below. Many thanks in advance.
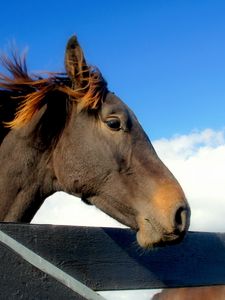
[0,52,108,129]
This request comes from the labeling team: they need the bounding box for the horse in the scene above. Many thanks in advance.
[152,286,225,300]
[0,36,190,248]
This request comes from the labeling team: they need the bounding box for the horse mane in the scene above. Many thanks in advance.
[0,51,107,129]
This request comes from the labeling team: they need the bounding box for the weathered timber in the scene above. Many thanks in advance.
[0,223,225,295]
[0,239,86,300]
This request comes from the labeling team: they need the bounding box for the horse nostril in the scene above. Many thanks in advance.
[174,206,189,232]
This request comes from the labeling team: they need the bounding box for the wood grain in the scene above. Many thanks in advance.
[0,223,225,295]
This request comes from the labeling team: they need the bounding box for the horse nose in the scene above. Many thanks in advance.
[173,205,190,233]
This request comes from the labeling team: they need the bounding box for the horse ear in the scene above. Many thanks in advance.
[65,35,89,88]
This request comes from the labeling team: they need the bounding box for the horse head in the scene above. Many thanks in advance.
[53,36,190,248]
[0,36,190,248]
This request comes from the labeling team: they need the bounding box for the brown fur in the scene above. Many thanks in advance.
[152,286,225,300]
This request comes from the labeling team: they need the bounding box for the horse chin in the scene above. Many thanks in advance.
[81,195,186,249]
[136,229,186,249]
[136,216,187,249]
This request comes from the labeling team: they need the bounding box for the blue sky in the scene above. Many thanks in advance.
[0,1,225,139]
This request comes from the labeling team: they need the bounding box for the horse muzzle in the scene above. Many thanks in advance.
[136,204,191,248]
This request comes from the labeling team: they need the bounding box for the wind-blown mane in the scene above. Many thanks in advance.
[0,51,107,131]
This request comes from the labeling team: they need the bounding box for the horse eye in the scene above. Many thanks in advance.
[105,118,121,130]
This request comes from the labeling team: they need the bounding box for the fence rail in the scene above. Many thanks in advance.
[0,223,225,299]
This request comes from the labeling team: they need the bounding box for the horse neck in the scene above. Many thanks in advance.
[0,127,57,222]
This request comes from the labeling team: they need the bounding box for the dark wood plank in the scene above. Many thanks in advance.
[0,240,86,300]
[0,223,225,292]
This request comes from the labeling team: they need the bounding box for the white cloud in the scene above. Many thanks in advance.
[32,192,125,228]
[32,128,225,300]
[153,128,225,232]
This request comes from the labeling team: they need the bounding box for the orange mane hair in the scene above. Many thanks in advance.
[0,52,107,128]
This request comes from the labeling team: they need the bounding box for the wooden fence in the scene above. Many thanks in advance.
[0,223,225,299]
